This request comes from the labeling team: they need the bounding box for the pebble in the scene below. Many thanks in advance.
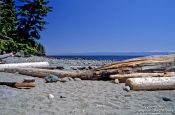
[162,97,172,102]
[60,95,66,98]
[77,67,86,70]
[14,51,25,57]
[60,77,70,82]
[74,78,82,81]
[88,66,93,69]
[114,79,119,84]
[67,77,74,81]
[71,67,77,70]
[123,86,130,92]
[23,78,35,83]
[44,74,60,83]
[56,66,64,70]
[48,94,54,99]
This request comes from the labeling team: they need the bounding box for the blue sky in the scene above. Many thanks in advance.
[19,0,175,55]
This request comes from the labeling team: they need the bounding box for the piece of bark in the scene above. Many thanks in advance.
[0,53,13,60]
[4,68,95,80]
[0,82,35,88]
[125,77,175,91]
[0,62,50,71]
[15,82,35,88]
[110,72,175,82]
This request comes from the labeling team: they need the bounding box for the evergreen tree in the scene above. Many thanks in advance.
[0,0,52,55]
[0,0,17,37]
[0,0,17,53]
[17,0,52,44]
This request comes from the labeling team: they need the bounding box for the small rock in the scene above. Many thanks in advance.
[77,67,86,70]
[60,77,70,82]
[67,77,74,81]
[44,74,60,83]
[56,66,64,70]
[71,67,77,70]
[114,79,119,84]
[88,66,93,70]
[162,97,172,102]
[23,78,35,83]
[14,51,25,57]
[74,78,82,81]
[60,95,66,98]
[48,94,54,99]
[123,86,130,92]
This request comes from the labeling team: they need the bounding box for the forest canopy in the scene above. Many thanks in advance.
[0,0,52,55]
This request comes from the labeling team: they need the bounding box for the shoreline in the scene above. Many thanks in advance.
[3,56,113,70]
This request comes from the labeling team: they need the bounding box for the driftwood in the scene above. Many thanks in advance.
[96,54,175,73]
[0,62,50,71]
[0,53,13,60]
[97,56,173,70]
[0,82,35,88]
[125,77,175,91]
[110,72,175,82]
[4,68,95,80]
[3,54,175,81]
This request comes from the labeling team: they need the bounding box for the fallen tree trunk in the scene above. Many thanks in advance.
[0,53,13,60]
[0,62,50,71]
[4,68,95,80]
[110,72,175,82]
[125,77,175,91]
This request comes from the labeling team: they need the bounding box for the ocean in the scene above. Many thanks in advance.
[47,55,143,61]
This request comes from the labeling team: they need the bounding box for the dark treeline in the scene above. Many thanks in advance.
[0,0,52,55]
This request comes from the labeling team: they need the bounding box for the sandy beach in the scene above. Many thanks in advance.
[0,56,175,115]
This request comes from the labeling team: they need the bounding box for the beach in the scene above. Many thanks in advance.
[0,56,175,115]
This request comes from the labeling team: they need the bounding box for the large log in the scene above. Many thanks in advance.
[125,77,175,91]
[4,68,95,80]
[0,62,50,71]
[110,72,175,82]
[0,53,13,60]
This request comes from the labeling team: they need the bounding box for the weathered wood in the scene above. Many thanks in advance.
[0,53,13,60]
[15,82,35,88]
[96,56,174,71]
[4,68,95,80]
[0,82,35,88]
[111,73,163,82]
[110,72,175,82]
[125,77,175,91]
[0,62,50,71]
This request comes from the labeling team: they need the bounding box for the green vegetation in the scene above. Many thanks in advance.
[0,0,52,55]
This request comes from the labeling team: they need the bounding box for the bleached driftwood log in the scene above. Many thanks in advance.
[4,68,95,80]
[110,72,175,82]
[0,53,13,60]
[125,77,175,91]
[0,62,50,71]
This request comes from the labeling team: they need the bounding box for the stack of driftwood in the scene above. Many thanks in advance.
[95,54,175,91]
[1,53,175,91]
